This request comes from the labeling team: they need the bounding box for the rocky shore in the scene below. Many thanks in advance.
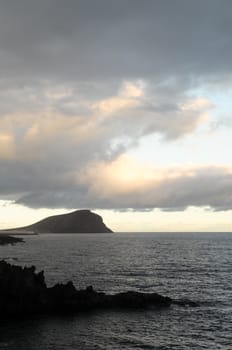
[0,260,198,318]
[0,235,24,246]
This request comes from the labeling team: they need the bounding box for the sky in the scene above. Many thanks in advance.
[0,0,232,232]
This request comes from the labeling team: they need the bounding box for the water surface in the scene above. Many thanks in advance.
[0,232,231,349]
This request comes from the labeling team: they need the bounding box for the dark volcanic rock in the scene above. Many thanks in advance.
[0,235,24,246]
[0,261,46,316]
[8,209,113,233]
[0,261,199,318]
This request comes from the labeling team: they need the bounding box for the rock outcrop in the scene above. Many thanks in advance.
[7,210,113,233]
[0,260,198,318]
[0,235,24,246]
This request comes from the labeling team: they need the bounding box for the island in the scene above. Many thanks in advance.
[5,209,113,234]
[0,260,198,318]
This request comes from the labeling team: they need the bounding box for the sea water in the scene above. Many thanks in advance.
[0,232,231,350]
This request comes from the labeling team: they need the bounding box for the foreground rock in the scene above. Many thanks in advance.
[7,209,113,233]
[0,235,24,246]
[0,261,198,318]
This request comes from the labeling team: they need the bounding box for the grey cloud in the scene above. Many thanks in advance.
[0,0,231,83]
[14,166,232,212]
[0,68,219,212]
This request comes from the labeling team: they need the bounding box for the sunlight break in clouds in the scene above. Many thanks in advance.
[92,81,145,115]
[0,133,15,160]
[76,155,232,211]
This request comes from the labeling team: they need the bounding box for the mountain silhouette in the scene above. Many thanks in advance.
[8,210,113,233]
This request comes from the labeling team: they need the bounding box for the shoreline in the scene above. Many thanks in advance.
[0,260,198,318]
[0,235,24,246]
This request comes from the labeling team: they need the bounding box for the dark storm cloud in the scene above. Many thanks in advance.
[0,0,231,83]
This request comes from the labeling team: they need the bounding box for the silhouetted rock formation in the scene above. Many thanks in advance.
[0,261,198,318]
[8,210,113,233]
[0,235,24,246]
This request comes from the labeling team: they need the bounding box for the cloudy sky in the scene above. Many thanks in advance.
[0,0,232,231]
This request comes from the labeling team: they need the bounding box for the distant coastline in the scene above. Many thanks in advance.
[0,230,36,235]
[0,235,24,246]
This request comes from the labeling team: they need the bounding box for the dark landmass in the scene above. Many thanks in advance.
[6,209,113,234]
[0,235,24,246]
[0,260,198,318]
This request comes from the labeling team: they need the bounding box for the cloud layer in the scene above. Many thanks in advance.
[0,1,231,212]
[0,0,232,83]
[14,156,232,211]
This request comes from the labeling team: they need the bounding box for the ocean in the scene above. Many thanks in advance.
[0,232,231,350]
